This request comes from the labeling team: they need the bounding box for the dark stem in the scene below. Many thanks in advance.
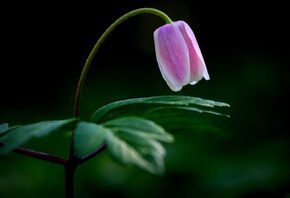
[63,144,107,198]
[0,141,66,165]
[79,143,107,164]
[65,158,79,198]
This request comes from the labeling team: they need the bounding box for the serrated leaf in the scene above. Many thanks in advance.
[73,121,107,158]
[0,118,78,154]
[0,123,9,134]
[90,95,229,124]
[103,117,173,174]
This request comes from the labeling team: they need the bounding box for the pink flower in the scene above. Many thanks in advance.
[154,21,209,91]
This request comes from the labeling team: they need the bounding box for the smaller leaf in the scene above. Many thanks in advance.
[0,118,79,154]
[73,122,107,158]
[103,117,173,174]
[103,117,174,143]
[0,123,9,134]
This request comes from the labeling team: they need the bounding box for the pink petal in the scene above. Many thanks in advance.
[175,21,209,84]
[154,24,190,91]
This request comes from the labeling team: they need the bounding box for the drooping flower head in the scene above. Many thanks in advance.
[154,21,209,91]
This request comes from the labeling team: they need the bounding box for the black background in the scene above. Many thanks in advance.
[1,1,290,197]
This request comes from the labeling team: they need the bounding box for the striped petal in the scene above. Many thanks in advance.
[153,21,209,91]
[154,23,190,91]
[175,21,209,84]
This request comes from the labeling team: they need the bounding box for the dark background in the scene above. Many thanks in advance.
[1,1,289,197]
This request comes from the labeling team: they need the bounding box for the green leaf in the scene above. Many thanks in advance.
[91,95,229,124]
[138,106,228,134]
[90,96,229,136]
[73,121,107,158]
[103,117,173,174]
[0,118,78,154]
[103,117,174,143]
[0,123,9,134]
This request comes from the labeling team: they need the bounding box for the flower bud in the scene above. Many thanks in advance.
[154,21,209,91]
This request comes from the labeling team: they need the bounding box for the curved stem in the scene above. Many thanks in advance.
[66,9,172,197]
[73,8,171,119]
[69,7,172,159]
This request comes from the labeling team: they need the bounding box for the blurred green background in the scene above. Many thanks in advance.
[1,1,289,197]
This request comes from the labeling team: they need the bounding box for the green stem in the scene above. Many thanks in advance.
[73,8,171,119]
[69,7,172,160]
[66,8,172,198]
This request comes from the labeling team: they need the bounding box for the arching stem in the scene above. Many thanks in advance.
[66,8,172,198]
[73,8,171,119]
